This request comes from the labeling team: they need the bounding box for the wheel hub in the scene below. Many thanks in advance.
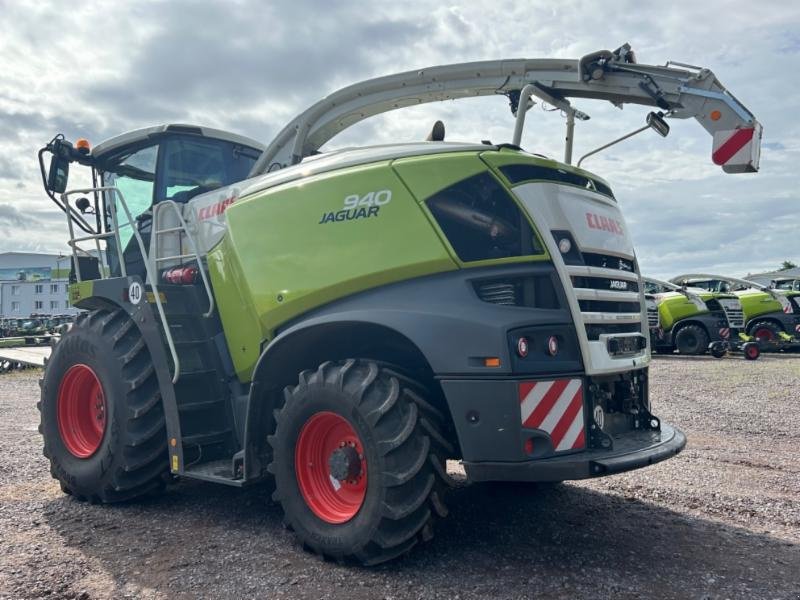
[328,444,362,482]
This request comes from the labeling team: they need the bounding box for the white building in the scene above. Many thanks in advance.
[0,252,78,318]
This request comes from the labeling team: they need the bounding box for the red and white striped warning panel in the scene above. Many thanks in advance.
[719,327,730,339]
[519,379,585,452]
[712,124,761,173]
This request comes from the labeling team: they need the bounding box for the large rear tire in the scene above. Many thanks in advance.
[39,308,169,502]
[269,360,452,565]
[674,324,709,355]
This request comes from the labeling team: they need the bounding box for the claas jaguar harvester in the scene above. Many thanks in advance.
[643,276,758,358]
[670,274,800,345]
[37,45,761,565]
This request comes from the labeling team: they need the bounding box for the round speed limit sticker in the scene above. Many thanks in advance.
[128,281,143,305]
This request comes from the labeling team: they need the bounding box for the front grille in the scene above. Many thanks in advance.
[647,308,659,328]
[722,307,745,328]
[717,298,745,328]
[585,323,641,340]
[568,253,644,343]
[579,300,642,313]
[572,276,639,293]
[583,253,635,272]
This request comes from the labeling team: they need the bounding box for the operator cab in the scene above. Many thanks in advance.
[94,125,264,277]
[644,280,669,294]
[772,277,800,292]
[39,124,264,280]
[678,278,741,293]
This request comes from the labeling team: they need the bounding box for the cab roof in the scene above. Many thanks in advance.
[91,124,265,160]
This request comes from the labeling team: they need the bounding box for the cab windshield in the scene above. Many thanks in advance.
[100,133,261,276]
[773,279,799,291]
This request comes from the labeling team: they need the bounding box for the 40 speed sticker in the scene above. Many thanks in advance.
[319,189,391,224]
[128,281,143,305]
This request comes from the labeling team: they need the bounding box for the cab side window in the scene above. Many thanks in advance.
[161,138,259,203]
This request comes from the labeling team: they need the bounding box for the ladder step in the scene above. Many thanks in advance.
[182,430,231,446]
[177,399,225,412]
[178,368,218,378]
[174,339,207,347]
[182,458,243,487]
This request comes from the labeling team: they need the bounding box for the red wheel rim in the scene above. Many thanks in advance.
[753,327,775,341]
[57,364,106,458]
[294,412,367,524]
[746,345,759,359]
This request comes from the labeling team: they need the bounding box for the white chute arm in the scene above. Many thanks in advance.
[252,43,761,175]
[643,276,707,309]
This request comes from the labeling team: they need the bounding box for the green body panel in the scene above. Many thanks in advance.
[735,289,782,321]
[392,152,487,200]
[656,292,707,331]
[655,290,735,331]
[392,152,551,268]
[208,160,460,381]
[68,281,94,306]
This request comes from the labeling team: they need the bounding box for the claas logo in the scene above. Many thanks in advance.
[198,196,236,221]
[585,212,624,236]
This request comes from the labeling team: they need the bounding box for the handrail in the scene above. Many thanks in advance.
[61,186,181,384]
[153,200,216,318]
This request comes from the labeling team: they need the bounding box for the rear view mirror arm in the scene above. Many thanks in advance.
[37,143,97,235]
[576,123,650,168]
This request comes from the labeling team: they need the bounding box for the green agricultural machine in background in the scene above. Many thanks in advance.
[36,45,761,564]
[643,277,759,359]
[670,274,800,348]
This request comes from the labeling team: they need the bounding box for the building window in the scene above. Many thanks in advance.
[35,300,44,310]
[50,301,59,310]
[50,283,60,294]
[11,301,20,312]
[11,285,20,296]
[35,284,44,294]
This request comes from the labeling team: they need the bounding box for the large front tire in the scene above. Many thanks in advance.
[39,308,169,502]
[269,360,452,565]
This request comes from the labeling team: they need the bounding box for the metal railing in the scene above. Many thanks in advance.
[152,200,215,317]
[61,187,182,383]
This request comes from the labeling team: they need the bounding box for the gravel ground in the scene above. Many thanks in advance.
[1,355,798,600]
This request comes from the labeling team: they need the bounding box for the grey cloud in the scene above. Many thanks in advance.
[0,156,16,179]
[84,1,421,136]
[0,110,51,142]
[0,203,37,228]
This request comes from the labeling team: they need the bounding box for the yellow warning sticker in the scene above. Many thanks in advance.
[171,454,179,472]
[146,291,167,304]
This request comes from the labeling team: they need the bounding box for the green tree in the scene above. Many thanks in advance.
[780,260,798,271]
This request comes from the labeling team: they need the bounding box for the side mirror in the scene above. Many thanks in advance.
[47,154,70,193]
[646,112,670,138]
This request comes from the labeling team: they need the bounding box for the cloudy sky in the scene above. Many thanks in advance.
[0,0,797,278]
